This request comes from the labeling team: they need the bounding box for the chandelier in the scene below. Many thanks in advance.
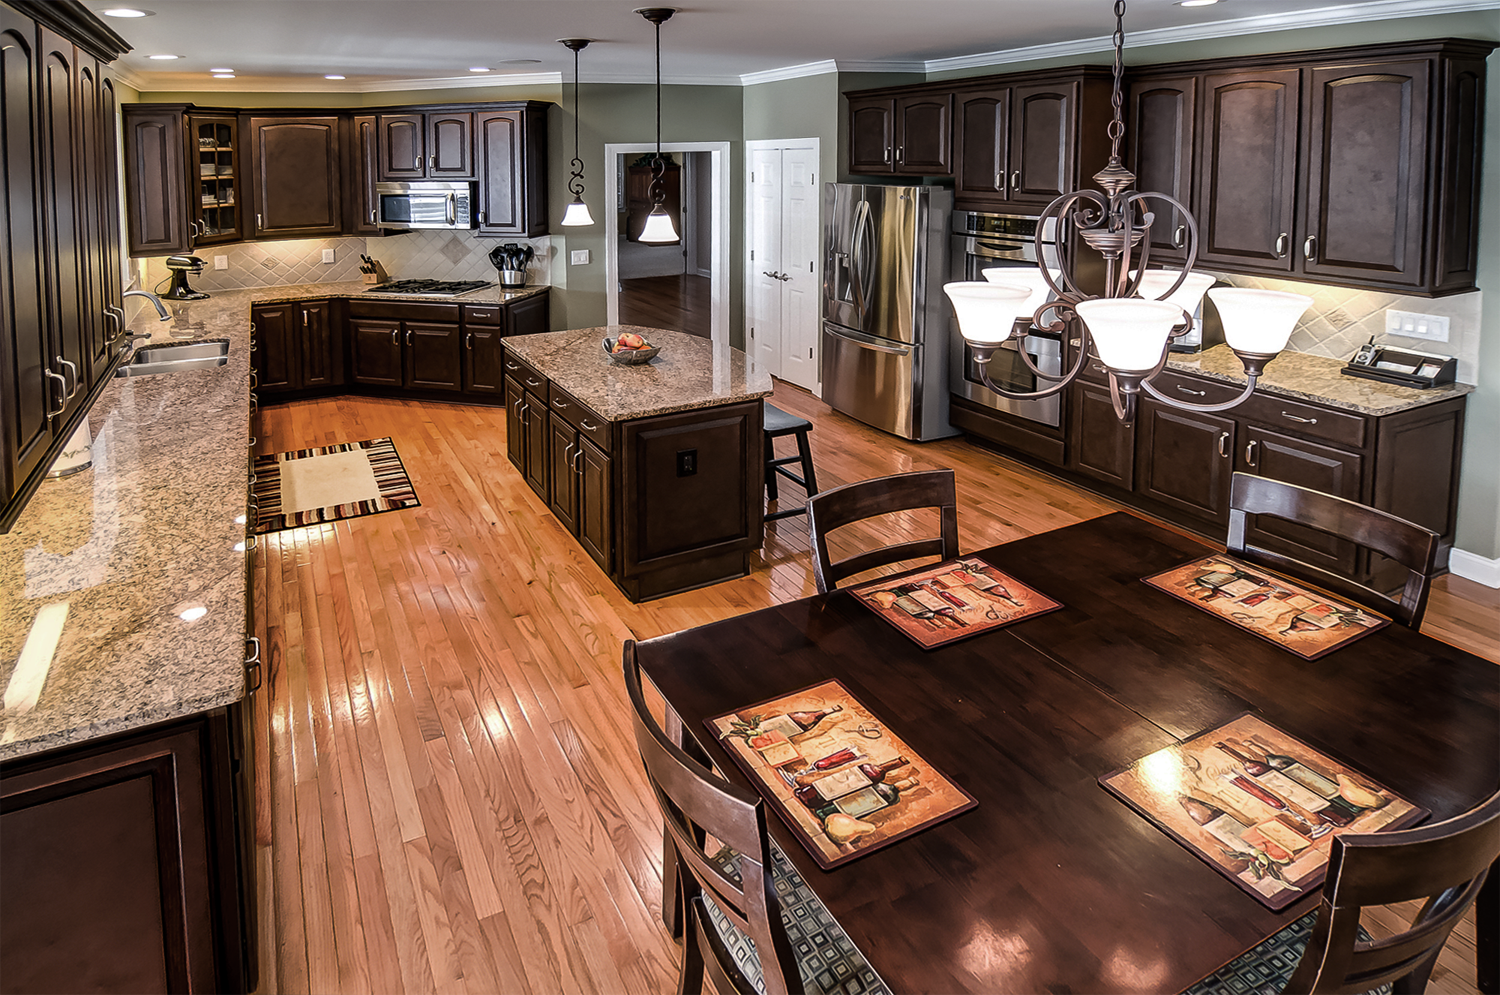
[636,7,680,243]
[943,0,1312,425]
[559,39,594,227]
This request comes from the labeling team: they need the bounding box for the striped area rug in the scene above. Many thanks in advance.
[252,437,419,533]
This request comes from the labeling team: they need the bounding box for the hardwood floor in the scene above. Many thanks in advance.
[618,274,712,338]
[250,381,1494,995]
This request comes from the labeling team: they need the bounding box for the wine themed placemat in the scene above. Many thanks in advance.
[846,557,1062,650]
[1143,555,1389,660]
[706,680,977,870]
[1099,713,1426,910]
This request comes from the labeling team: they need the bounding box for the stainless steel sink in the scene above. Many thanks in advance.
[115,339,229,377]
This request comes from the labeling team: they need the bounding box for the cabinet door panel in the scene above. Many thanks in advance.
[428,111,474,179]
[187,114,241,246]
[1137,403,1235,526]
[1127,76,1196,266]
[75,58,110,387]
[247,117,342,237]
[38,29,90,423]
[251,304,299,392]
[350,318,403,387]
[579,439,612,572]
[404,321,461,391]
[1301,61,1429,286]
[1198,70,1299,270]
[1069,382,1135,489]
[895,94,952,174]
[475,110,522,234]
[954,88,1008,202]
[298,301,340,388]
[463,328,504,394]
[847,97,894,174]
[377,113,424,180]
[504,376,526,473]
[348,114,382,235]
[1010,82,1077,204]
[1239,425,1363,575]
[547,413,579,534]
[523,389,548,500]
[122,107,186,256]
[505,293,549,337]
[97,70,124,354]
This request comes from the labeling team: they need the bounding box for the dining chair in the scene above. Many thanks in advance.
[806,468,959,594]
[1184,786,1500,995]
[623,641,889,995]
[1226,472,1439,627]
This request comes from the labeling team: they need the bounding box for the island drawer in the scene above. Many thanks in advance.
[1233,393,1367,449]
[503,353,547,392]
[549,382,611,446]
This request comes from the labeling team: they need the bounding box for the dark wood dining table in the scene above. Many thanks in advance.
[634,512,1500,994]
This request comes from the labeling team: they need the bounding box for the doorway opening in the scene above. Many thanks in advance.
[605,141,731,347]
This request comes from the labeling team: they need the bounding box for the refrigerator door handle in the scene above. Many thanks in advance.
[850,199,871,317]
[826,325,911,356]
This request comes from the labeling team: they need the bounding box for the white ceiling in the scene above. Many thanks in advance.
[86,0,1493,92]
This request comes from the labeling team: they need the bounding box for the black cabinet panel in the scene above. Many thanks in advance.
[954,88,1007,202]
[1137,402,1236,527]
[1127,76,1196,267]
[350,317,403,387]
[245,116,342,237]
[1198,69,1300,271]
[404,322,461,391]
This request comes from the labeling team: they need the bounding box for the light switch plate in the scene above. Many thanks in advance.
[321,248,336,264]
[1384,309,1450,343]
[213,255,228,270]
[570,249,590,265]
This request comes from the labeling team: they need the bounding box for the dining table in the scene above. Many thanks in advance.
[633,511,1500,994]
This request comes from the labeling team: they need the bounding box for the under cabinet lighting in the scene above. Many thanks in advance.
[148,54,181,60]
[102,7,153,16]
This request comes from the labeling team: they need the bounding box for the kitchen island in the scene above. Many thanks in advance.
[503,326,773,602]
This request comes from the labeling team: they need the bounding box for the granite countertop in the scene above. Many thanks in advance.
[503,325,774,421]
[1166,345,1475,416]
[244,279,548,307]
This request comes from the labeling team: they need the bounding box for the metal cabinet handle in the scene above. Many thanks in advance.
[1011,170,1021,190]
[390,328,399,344]
[415,156,421,170]
[44,369,68,416]
[107,306,126,342]
[1218,431,1230,458]
[370,208,377,223]
[405,330,413,346]
[995,171,1003,193]
[102,308,119,341]
[1281,412,1318,425]
[248,436,257,447]
[56,356,80,398]
[1303,235,1317,261]
[465,333,474,349]
[563,441,575,464]
[525,377,542,388]
[302,308,309,325]
[1275,233,1289,257]
[553,399,568,410]
[505,362,521,371]
[580,419,597,431]
[1176,384,1206,397]
[476,210,486,225]
[896,145,904,163]
[244,636,262,692]
[245,531,258,550]
[249,369,258,389]
[1174,224,1187,248]
[1245,440,1259,466]
[883,146,891,163]
[574,449,583,473]
[256,213,263,229]
[429,154,435,170]
[519,402,529,424]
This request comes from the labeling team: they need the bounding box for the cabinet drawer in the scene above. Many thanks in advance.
[1150,370,1245,406]
[462,304,502,326]
[1234,393,1366,449]
[548,382,611,447]
[502,352,547,393]
[347,300,461,322]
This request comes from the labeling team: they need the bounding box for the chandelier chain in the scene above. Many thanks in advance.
[568,42,585,199]
[1108,0,1126,153]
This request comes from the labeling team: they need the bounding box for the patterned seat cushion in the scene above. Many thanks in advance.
[702,842,890,995]
[1183,911,1391,995]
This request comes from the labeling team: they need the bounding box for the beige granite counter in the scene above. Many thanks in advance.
[1166,345,1475,417]
[503,325,774,421]
[235,279,548,307]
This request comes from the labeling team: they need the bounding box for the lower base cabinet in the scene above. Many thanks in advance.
[0,707,255,994]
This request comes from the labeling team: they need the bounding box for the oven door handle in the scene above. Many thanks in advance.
[826,325,910,356]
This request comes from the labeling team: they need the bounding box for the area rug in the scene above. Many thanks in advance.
[252,438,418,533]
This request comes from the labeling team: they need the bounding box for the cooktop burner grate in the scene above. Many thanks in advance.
[364,279,494,297]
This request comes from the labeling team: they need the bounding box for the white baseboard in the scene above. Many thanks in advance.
[1448,548,1500,589]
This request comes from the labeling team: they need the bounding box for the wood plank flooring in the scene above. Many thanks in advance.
[618,274,713,338]
[251,382,1495,995]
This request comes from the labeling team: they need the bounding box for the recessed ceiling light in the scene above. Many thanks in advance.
[102,7,153,16]
[213,73,235,79]
[496,59,541,66]
[324,74,346,80]
[1177,0,1220,6]
[210,68,233,73]
[469,67,491,73]
[148,54,181,60]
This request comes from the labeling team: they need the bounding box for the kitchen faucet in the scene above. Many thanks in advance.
[123,289,172,321]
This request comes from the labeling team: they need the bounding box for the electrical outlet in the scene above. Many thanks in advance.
[570,249,590,265]
[213,255,228,270]
[1384,309,1450,343]
[321,248,336,264]
[676,449,697,477]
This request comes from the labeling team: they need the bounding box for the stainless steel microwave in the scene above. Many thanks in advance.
[375,181,476,230]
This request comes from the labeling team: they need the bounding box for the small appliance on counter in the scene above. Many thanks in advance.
[1341,337,1457,389]
[163,255,209,300]
[488,243,534,289]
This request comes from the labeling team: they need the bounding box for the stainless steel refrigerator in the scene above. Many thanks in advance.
[821,182,956,441]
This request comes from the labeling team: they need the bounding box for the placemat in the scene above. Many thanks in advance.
[1143,554,1388,660]
[706,680,976,869]
[846,557,1062,650]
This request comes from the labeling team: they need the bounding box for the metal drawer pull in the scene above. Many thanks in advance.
[1245,440,1259,466]
[506,362,520,371]
[1176,384,1206,397]
[370,208,377,223]
[245,636,263,693]
[883,146,890,163]
[256,213,263,229]
[563,442,575,463]
[245,531,258,551]
[574,449,583,472]
[580,419,597,431]
[44,369,68,416]
[405,330,413,346]
[1174,225,1187,248]
[525,377,542,387]
[1275,233,1289,257]
[1218,431,1229,458]
[1282,412,1318,424]
[245,635,261,665]
[249,436,257,447]
[554,399,567,409]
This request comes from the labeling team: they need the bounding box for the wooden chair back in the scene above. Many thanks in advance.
[622,641,803,995]
[1227,472,1438,627]
[1284,787,1500,993]
[807,469,959,594]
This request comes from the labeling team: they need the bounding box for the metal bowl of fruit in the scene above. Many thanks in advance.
[603,333,660,365]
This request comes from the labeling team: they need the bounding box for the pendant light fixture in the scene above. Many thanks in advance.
[558,38,594,227]
[635,7,679,244]
[943,0,1310,425]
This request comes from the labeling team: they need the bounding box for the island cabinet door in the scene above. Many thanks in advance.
[548,413,580,533]
[578,438,612,572]
[350,318,403,386]
[504,376,526,472]
[404,321,462,391]
[522,388,549,500]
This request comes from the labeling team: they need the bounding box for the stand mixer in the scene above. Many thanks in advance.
[163,254,210,300]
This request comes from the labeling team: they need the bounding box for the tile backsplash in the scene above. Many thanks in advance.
[1208,271,1482,384]
[140,231,553,295]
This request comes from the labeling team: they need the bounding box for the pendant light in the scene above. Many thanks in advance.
[558,38,594,227]
[943,0,1310,425]
[635,7,679,244]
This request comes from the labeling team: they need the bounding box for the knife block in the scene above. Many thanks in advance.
[361,261,388,284]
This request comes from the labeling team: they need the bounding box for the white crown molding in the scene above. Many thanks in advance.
[739,60,839,85]
[927,0,1500,73]
[126,71,563,94]
[1450,548,1500,589]
[110,63,149,92]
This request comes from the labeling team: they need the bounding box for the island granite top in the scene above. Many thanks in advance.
[1166,344,1474,416]
[503,326,774,421]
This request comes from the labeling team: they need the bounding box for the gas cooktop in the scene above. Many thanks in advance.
[363,279,493,298]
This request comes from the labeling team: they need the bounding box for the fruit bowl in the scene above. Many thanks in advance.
[603,336,661,365]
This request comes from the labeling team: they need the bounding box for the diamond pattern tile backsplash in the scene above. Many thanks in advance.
[1208,270,1482,383]
[140,231,553,295]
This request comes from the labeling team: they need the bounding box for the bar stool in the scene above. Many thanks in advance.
[763,403,818,522]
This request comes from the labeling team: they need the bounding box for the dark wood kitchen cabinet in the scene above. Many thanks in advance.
[250,299,343,398]
[346,114,382,235]
[845,91,954,176]
[504,364,550,502]
[1125,75,1196,267]
[953,86,1008,201]
[244,114,343,238]
[1136,400,1238,529]
[1068,378,1136,490]
[376,109,473,181]
[348,300,461,392]
[474,104,548,235]
[122,105,188,256]
[846,94,896,173]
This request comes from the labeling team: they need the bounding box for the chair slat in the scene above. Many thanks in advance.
[808,469,960,593]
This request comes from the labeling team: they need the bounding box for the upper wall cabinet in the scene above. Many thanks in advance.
[475,105,548,237]
[376,110,474,181]
[1127,38,1493,296]
[846,91,954,176]
[244,115,343,238]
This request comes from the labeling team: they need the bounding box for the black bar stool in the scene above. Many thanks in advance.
[764,402,818,522]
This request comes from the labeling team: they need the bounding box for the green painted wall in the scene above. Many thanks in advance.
[743,73,839,195]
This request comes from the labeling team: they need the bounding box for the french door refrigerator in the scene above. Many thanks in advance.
[821,182,956,441]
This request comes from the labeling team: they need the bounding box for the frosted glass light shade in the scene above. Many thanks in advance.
[981,267,1062,323]
[1208,288,1312,354]
[1133,270,1215,317]
[944,282,1034,345]
[639,207,679,243]
[560,197,594,227]
[1075,298,1182,372]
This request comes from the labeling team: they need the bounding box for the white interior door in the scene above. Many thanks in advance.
[777,145,820,392]
[748,146,783,377]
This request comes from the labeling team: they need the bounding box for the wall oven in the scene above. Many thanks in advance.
[948,211,1063,428]
[375,181,476,230]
